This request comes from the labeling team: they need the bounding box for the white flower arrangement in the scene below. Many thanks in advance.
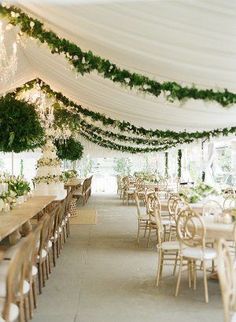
[33,175,63,185]
[37,157,61,168]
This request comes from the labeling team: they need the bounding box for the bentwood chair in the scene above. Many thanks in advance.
[218,238,236,322]
[224,196,236,211]
[154,198,183,287]
[36,214,51,294]
[0,234,35,322]
[134,193,149,245]
[175,208,217,303]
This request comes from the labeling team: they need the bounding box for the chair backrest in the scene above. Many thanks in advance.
[176,208,206,248]
[217,238,236,322]
[158,178,168,191]
[147,193,163,244]
[134,192,143,219]
[168,194,181,217]
[64,188,73,215]
[172,198,189,223]
[202,199,223,216]
[38,214,51,259]
[223,196,236,211]
[146,192,161,220]
[2,234,34,321]
[223,188,236,199]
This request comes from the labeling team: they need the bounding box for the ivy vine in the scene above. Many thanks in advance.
[13,79,236,145]
[177,149,182,179]
[1,4,236,107]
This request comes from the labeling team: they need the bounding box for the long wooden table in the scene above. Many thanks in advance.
[0,196,56,243]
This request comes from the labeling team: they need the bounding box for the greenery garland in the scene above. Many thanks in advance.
[55,138,84,161]
[0,94,44,153]
[54,106,188,147]
[80,128,180,154]
[164,152,168,177]
[177,149,182,179]
[1,4,236,107]
[13,79,236,146]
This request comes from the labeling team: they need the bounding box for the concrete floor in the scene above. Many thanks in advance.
[32,193,224,322]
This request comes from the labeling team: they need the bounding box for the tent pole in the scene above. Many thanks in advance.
[11,151,14,175]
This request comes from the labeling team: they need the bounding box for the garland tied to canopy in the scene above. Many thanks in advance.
[1,78,234,153]
[1,3,236,107]
[11,79,236,150]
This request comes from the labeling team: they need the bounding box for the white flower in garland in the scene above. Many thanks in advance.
[73,55,78,61]
[82,57,86,64]
[124,78,130,84]
[143,84,150,90]
[29,21,35,28]
[10,11,16,17]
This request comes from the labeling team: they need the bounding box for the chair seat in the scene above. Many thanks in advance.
[51,233,58,241]
[0,299,19,322]
[160,241,181,251]
[37,248,48,261]
[182,247,217,260]
[47,240,52,249]
[127,190,135,195]
[32,265,38,277]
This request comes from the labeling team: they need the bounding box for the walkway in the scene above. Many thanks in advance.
[32,194,223,322]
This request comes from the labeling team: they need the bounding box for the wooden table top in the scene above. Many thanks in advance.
[0,196,55,241]
[64,179,82,188]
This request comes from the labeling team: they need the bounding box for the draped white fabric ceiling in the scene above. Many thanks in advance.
[1,0,236,132]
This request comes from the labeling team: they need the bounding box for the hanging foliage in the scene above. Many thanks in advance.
[1,4,236,107]
[164,152,168,177]
[55,138,84,161]
[177,149,182,179]
[14,79,236,146]
[0,94,44,153]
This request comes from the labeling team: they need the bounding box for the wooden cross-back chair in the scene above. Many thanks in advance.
[0,233,35,322]
[175,208,217,303]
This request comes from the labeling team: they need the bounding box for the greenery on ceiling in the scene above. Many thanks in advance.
[0,78,232,153]
[1,3,236,107]
[0,94,44,153]
[13,79,236,149]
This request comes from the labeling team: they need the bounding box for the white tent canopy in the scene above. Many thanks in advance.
[1,0,236,132]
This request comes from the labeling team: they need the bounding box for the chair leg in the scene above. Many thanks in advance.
[147,227,152,247]
[42,261,46,287]
[188,260,192,288]
[173,251,178,276]
[32,280,37,309]
[52,242,57,266]
[193,260,197,290]
[175,256,183,297]
[203,261,209,303]
[156,249,162,287]
[37,263,42,294]
[137,222,140,245]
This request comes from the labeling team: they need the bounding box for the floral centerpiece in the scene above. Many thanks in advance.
[134,171,157,183]
[179,182,218,204]
[0,175,31,210]
[62,170,77,183]
[6,175,31,197]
